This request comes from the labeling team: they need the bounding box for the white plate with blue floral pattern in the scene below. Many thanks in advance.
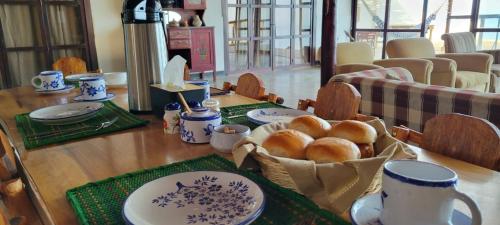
[246,108,312,125]
[350,194,472,225]
[123,171,265,225]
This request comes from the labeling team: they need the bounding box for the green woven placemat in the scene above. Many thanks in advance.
[15,101,149,149]
[66,155,350,225]
[221,102,288,130]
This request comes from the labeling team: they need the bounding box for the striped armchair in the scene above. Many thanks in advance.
[332,68,500,132]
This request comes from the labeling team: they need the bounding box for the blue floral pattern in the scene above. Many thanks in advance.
[152,175,257,225]
[203,124,215,136]
[180,120,196,142]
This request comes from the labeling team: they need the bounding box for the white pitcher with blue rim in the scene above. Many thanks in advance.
[380,160,481,225]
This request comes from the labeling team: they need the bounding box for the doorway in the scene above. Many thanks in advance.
[223,0,314,73]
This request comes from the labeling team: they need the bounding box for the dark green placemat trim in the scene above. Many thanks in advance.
[221,102,289,130]
[15,101,149,149]
[66,155,350,225]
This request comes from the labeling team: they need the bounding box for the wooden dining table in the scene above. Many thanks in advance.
[0,86,498,225]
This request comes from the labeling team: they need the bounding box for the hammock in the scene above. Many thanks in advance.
[359,0,446,39]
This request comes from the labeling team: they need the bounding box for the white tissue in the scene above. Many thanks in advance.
[163,55,187,90]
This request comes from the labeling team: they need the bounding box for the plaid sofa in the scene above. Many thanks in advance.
[332,68,500,132]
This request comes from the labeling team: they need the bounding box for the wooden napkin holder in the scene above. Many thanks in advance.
[150,83,205,118]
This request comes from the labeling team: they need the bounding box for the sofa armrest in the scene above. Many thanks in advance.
[374,58,433,84]
[335,63,383,74]
[437,53,493,74]
[478,49,500,64]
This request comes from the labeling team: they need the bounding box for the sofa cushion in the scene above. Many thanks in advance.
[333,67,414,82]
[455,71,490,91]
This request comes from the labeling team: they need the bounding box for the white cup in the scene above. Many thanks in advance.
[31,71,65,91]
[381,160,481,225]
[78,76,107,100]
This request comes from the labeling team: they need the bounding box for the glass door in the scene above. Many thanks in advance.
[225,0,313,73]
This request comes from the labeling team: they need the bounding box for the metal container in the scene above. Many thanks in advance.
[122,0,167,113]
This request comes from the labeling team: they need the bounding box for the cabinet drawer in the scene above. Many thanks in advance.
[168,29,190,39]
[169,39,191,49]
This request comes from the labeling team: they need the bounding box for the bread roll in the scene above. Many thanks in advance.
[305,137,360,163]
[262,129,314,159]
[328,120,377,144]
[289,115,332,139]
[357,143,375,159]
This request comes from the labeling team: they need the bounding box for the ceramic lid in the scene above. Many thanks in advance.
[165,102,181,111]
[180,107,220,121]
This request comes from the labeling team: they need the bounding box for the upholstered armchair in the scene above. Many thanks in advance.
[386,38,493,92]
[441,32,500,92]
[336,42,433,84]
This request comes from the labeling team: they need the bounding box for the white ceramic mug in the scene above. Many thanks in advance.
[78,76,107,100]
[380,160,481,225]
[31,71,65,91]
[210,124,250,153]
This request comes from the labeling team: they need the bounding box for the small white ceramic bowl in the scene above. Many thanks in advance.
[103,72,127,87]
[210,124,251,153]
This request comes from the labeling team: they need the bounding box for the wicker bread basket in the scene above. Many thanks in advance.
[233,117,416,214]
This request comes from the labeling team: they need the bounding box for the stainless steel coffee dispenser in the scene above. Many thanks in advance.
[122,0,167,113]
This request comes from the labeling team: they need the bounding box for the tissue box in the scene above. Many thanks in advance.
[150,83,206,118]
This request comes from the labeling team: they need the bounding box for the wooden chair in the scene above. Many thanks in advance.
[392,113,500,171]
[298,81,370,121]
[52,57,87,76]
[223,73,284,104]
[0,130,41,224]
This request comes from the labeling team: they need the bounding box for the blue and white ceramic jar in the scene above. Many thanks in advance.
[78,76,107,100]
[187,80,210,100]
[179,107,221,144]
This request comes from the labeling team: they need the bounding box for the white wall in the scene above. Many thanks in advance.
[90,0,126,72]
[89,0,225,73]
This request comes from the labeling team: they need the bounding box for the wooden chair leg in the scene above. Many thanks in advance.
[212,70,216,82]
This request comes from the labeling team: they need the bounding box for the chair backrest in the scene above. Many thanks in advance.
[441,32,477,53]
[422,113,500,170]
[52,57,87,76]
[386,38,436,58]
[235,73,266,99]
[314,82,361,120]
[336,42,374,65]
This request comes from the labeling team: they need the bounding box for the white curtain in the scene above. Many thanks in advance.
[48,4,83,59]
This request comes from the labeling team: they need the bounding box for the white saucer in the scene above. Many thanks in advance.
[246,108,312,125]
[350,194,472,225]
[73,93,115,102]
[35,85,74,94]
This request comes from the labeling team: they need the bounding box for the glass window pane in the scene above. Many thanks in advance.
[228,40,248,71]
[228,7,248,39]
[276,0,291,5]
[253,40,271,68]
[0,4,43,48]
[450,0,473,15]
[253,8,271,37]
[449,19,470,33]
[387,32,420,41]
[295,0,312,5]
[275,8,291,36]
[389,0,424,29]
[355,31,384,59]
[48,5,84,45]
[53,49,84,61]
[295,8,311,35]
[253,0,271,4]
[477,0,500,29]
[476,32,500,50]
[7,51,47,87]
[425,0,451,54]
[356,0,386,29]
[228,0,247,4]
[294,37,310,65]
[275,38,291,66]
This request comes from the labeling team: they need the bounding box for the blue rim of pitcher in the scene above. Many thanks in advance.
[383,160,457,188]
[40,71,63,76]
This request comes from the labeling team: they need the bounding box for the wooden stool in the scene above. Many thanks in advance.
[223,73,284,104]
[393,113,500,171]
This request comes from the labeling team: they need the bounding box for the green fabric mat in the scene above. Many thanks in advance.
[66,155,350,225]
[221,102,288,130]
[15,101,149,149]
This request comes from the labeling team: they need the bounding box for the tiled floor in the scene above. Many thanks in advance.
[208,66,322,108]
